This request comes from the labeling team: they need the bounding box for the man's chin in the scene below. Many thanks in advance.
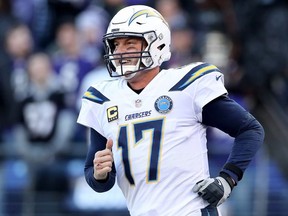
[123,72,136,80]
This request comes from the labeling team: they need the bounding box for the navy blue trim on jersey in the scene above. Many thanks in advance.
[169,63,221,91]
[201,205,219,216]
[202,95,264,182]
[83,86,110,104]
[84,128,116,192]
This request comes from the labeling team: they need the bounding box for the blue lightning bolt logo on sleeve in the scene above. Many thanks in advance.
[83,86,110,104]
[169,63,221,91]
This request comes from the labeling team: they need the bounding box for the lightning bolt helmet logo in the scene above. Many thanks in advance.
[128,9,168,26]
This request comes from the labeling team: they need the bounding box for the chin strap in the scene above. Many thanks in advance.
[115,66,138,80]
[115,59,142,79]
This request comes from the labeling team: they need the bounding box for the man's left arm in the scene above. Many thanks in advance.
[193,95,265,207]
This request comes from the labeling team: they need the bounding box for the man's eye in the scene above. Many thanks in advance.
[127,41,136,45]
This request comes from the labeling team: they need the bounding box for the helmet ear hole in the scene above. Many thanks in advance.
[157,44,165,51]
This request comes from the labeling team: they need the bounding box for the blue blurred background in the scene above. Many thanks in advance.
[0,0,288,215]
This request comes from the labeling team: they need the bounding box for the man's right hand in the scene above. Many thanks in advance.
[93,138,114,180]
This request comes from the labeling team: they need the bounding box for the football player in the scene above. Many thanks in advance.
[77,5,264,216]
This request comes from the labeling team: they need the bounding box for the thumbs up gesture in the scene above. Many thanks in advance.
[93,138,114,180]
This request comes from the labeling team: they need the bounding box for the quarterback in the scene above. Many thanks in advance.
[77,5,264,216]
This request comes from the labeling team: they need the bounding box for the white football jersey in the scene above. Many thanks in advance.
[77,62,227,216]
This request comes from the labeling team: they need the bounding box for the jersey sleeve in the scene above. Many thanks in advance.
[77,87,106,136]
[193,68,228,120]
[77,99,98,127]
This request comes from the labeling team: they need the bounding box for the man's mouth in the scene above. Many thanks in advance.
[119,59,131,65]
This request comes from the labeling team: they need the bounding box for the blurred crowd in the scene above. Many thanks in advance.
[0,0,288,215]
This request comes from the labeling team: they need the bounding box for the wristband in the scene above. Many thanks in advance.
[222,163,243,181]
[219,171,235,189]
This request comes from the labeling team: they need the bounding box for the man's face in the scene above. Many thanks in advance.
[112,37,145,67]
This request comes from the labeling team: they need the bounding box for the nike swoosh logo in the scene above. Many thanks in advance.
[216,75,222,81]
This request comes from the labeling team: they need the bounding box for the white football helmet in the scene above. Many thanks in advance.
[103,5,171,79]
